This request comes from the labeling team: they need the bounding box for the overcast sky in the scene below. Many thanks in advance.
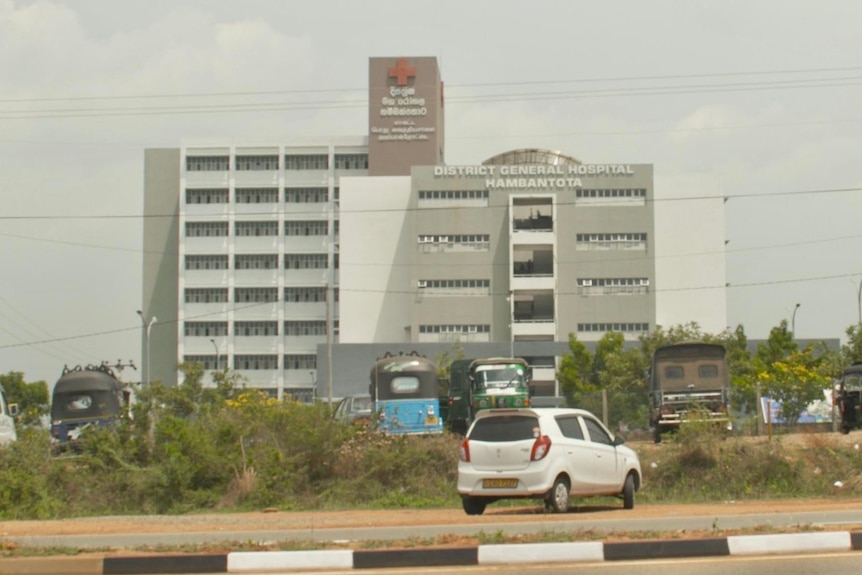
[1,0,861,385]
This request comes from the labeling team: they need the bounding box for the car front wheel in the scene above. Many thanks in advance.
[545,476,570,513]
[622,474,635,510]
[462,496,487,515]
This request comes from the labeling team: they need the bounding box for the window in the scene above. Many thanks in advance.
[577,323,649,333]
[284,354,317,370]
[416,234,490,253]
[699,364,719,378]
[184,288,228,303]
[575,233,647,251]
[235,221,279,237]
[334,153,368,170]
[468,414,539,442]
[236,188,278,203]
[235,155,278,171]
[235,254,278,270]
[583,417,613,445]
[285,188,328,203]
[234,355,279,370]
[234,321,278,336]
[284,154,328,170]
[665,366,685,379]
[284,320,327,336]
[184,355,220,370]
[284,254,328,269]
[185,222,229,237]
[390,376,420,394]
[185,255,229,270]
[284,221,328,236]
[184,322,228,337]
[577,278,650,295]
[418,324,490,334]
[556,416,585,440]
[417,279,491,296]
[418,189,488,201]
[576,188,646,199]
[234,288,278,303]
[186,156,229,171]
[284,287,327,302]
[186,189,229,204]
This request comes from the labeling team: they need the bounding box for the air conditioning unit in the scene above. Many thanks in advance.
[417,280,427,288]
[641,279,650,286]
[582,279,592,287]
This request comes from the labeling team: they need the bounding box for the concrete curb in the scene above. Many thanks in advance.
[2,531,861,574]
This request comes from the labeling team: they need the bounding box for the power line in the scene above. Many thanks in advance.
[1,268,860,352]
[0,185,859,222]
[3,70,862,121]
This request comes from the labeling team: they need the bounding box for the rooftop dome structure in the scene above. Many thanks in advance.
[482,148,581,166]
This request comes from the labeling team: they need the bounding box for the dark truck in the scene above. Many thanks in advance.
[446,357,531,434]
[648,342,732,443]
[51,364,132,451]
[836,363,862,434]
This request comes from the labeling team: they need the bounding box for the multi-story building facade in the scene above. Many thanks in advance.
[339,150,663,398]
[143,140,368,398]
[142,55,727,401]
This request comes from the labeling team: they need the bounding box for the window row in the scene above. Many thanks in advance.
[186,154,368,172]
[418,190,488,200]
[184,287,337,303]
[577,323,649,333]
[182,354,318,370]
[418,325,491,334]
[184,254,339,270]
[185,187,338,205]
[183,321,334,336]
[576,233,647,243]
[417,234,490,244]
[185,220,334,237]
[417,279,490,289]
[577,278,650,287]
[576,188,646,198]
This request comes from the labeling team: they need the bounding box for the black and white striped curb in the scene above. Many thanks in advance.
[2,531,861,574]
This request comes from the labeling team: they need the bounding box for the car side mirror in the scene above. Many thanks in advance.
[613,435,625,446]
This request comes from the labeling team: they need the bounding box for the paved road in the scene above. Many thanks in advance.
[6,507,862,549]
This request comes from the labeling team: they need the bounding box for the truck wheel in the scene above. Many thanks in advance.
[653,426,662,444]
[622,474,636,510]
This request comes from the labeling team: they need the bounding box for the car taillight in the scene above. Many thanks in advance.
[531,435,551,461]
[459,438,470,462]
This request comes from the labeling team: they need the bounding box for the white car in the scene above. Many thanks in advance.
[457,408,642,515]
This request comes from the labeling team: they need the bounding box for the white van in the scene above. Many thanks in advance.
[0,384,18,445]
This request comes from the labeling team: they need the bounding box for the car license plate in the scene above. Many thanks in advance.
[425,416,439,425]
[483,478,518,489]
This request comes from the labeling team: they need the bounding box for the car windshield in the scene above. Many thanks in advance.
[353,396,373,411]
[469,414,538,442]
[844,374,862,392]
[475,366,525,389]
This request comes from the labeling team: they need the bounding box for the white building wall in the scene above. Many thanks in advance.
[339,176,413,342]
[654,180,728,334]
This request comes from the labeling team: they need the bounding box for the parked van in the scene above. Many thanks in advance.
[0,383,19,445]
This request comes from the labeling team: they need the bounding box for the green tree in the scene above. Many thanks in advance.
[434,340,465,394]
[0,372,49,427]
[557,333,594,406]
[842,323,862,367]
[757,348,831,426]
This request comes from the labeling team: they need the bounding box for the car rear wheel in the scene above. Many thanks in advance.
[622,474,635,510]
[545,477,570,513]
[462,496,487,515]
